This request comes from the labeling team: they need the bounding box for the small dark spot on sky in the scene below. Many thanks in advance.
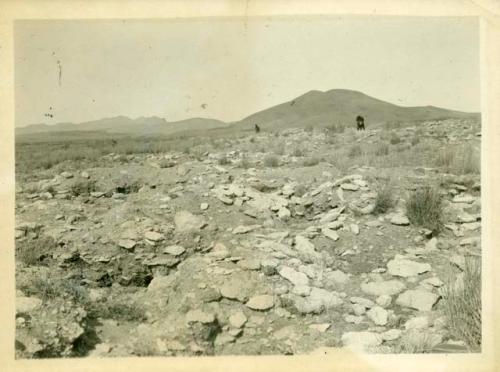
[201,103,207,109]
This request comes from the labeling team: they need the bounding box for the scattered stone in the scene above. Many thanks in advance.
[174,210,206,233]
[321,228,340,241]
[340,183,359,191]
[344,315,364,324]
[246,295,274,311]
[232,225,259,234]
[376,295,392,308]
[350,224,360,235]
[200,203,209,210]
[278,208,291,221]
[118,239,136,250]
[260,258,280,275]
[186,309,216,324]
[381,329,402,341]
[309,323,331,332]
[341,332,383,351]
[366,306,388,326]
[390,215,410,226]
[163,245,186,256]
[229,311,248,328]
[350,297,375,309]
[361,280,406,296]
[16,296,42,314]
[404,316,429,330]
[452,195,476,204]
[278,266,309,287]
[144,231,164,242]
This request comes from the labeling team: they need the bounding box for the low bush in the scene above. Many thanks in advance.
[443,256,481,351]
[406,187,444,234]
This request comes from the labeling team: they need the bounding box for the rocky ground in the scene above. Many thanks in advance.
[14,118,481,358]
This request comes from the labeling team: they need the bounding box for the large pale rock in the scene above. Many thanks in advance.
[396,289,439,311]
[16,296,42,314]
[390,215,410,226]
[361,280,406,296]
[229,311,248,328]
[294,235,320,262]
[278,266,310,287]
[387,258,431,277]
[341,331,383,351]
[174,210,206,233]
[246,295,274,310]
[366,306,388,326]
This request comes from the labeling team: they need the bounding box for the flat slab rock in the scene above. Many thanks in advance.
[390,215,410,226]
[278,266,310,287]
[387,258,432,277]
[361,280,406,297]
[341,331,383,351]
[246,295,274,310]
[174,210,206,232]
[396,289,439,311]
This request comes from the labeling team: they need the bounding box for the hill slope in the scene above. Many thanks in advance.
[236,89,479,130]
[16,89,480,138]
[16,116,228,136]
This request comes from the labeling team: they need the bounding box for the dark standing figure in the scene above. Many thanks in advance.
[255,124,261,133]
[356,115,365,131]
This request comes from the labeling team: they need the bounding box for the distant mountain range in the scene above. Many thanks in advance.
[16,89,479,136]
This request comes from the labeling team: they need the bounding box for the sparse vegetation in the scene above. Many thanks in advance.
[435,144,479,175]
[302,156,321,167]
[292,147,305,157]
[70,179,97,197]
[374,142,389,156]
[218,154,231,165]
[443,256,481,351]
[263,154,280,167]
[393,330,440,353]
[372,183,395,215]
[406,187,444,234]
[390,132,401,145]
[16,235,55,266]
[348,144,362,158]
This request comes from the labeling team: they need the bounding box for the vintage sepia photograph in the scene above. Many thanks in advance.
[13,15,482,359]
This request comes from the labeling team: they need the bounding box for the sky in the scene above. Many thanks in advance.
[15,17,480,127]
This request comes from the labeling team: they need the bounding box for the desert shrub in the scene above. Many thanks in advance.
[411,136,421,146]
[89,300,147,322]
[292,147,305,157]
[372,183,395,215]
[443,256,481,351]
[264,154,280,167]
[385,121,401,130]
[328,123,345,134]
[435,145,479,175]
[393,330,440,353]
[390,133,401,145]
[16,235,55,266]
[302,156,321,167]
[70,179,96,197]
[274,142,286,156]
[115,179,140,194]
[218,154,231,165]
[294,183,307,197]
[348,144,363,158]
[157,158,175,168]
[374,142,389,156]
[237,155,251,169]
[406,187,444,234]
[19,273,86,304]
